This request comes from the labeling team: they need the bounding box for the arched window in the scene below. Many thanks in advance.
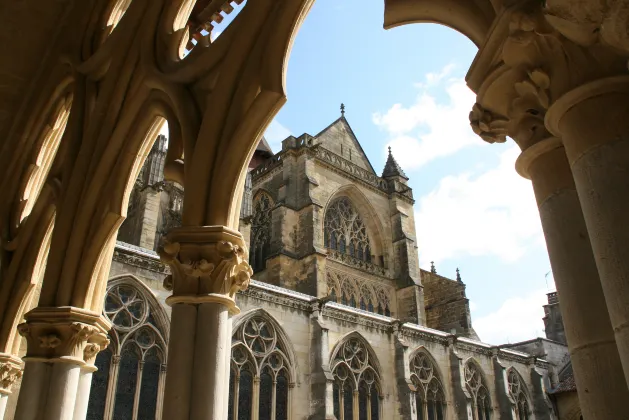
[324,198,371,262]
[325,270,393,316]
[331,336,381,420]
[507,369,530,420]
[228,313,294,420]
[86,277,169,420]
[250,193,273,272]
[410,351,446,420]
[464,361,492,420]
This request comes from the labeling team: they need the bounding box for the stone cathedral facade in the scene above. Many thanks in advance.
[77,115,567,420]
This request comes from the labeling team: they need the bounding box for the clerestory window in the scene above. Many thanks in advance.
[324,197,371,263]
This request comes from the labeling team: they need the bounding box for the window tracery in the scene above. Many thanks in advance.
[86,278,168,420]
[464,361,492,420]
[326,270,392,316]
[324,198,372,263]
[507,369,530,420]
[228,314,293,420]
[250,193,273,272]
[410,351,446,420]
[331,336,381,420]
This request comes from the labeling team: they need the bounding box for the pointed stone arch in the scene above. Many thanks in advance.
[323,185,387,263]
[330,331,383,390]
[409,347,448,420]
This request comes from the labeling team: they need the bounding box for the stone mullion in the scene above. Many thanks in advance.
[366,392,372,420]
[155,364,167,420]
[271,379,277,420]
[104,355,121,420]
[132,361,144,420]
[288,383,294,420]
[252,376,261,420]
[352,390,359,420]
[339,384,344,420]
[233,372,240,420]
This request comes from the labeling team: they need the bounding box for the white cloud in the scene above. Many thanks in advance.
[473,289,548,344]
[263,119,292,152]
[416,145,543,266]
[372,65,480,170]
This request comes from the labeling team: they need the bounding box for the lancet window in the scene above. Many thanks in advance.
[326,270,392,316]
[250,193,273,272]
[324,197,372,263]
[464,361,492,420]
[228,314,294,420]
[331,336,382,420]
[507,369,530,420]
[410,351,446,420]
[86,279,168,420]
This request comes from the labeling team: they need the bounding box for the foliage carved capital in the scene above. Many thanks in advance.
[159,226,252,312]
[17,307,110,365]
[0,354,23,394]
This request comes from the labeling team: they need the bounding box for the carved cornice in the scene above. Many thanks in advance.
[17,307,110,365]
[113,243,170,274]
[159,226,253,313]
[0,353,23,394]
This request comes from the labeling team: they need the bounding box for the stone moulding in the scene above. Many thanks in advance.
[113,241,171,274]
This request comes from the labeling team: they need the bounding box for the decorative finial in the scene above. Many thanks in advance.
[430,261,436,274]
[456,268,462,282]
[388,145,392,155]
[340,103,345,116]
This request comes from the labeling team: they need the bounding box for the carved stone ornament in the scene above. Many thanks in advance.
[544,0,629,54]
[17,307,110,364]
[159,226,253,311]
[469,103,508,144]
[0,354,23,394]
[508,69,552,150]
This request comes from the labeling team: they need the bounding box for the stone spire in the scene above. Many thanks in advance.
[382,146,408,179]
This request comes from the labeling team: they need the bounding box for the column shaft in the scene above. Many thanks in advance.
[526,143,629,419]
[0,393,8,420]
[550,82,629,383]
[162,303,197,419]
[14,361,50,420]
[72,367,96,420]
[190,303,232,420]
[45,362,82,420]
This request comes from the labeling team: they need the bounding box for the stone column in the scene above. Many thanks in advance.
[515,137,629,419]
[72,365,97,420]
[13,307,109,420]
[546,76,629,385]
[159,226,252,420]
[0,354,22,420]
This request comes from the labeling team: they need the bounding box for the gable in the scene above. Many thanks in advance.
[315,117,376,174]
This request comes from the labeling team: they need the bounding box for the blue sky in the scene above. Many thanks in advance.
[206,0,556,344]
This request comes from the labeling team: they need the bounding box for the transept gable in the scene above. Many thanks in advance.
[314,116,377,175]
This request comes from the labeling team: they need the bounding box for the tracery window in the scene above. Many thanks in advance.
[410,352,446,420]
[507,369,530,420]
[331,336,382,420]
[464,361,492,420]
[228,314,294,420]
[326,270,392,316]
[86,278,168,420]
[250,193,273,272]
[324,198,371,263]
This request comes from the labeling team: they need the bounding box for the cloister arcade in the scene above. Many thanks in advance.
[0,0,628,419]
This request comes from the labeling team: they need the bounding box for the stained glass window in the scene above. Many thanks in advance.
[508,369,530,420]
[411,351,446,420]
[324,198,372,262]
[259,372,273,420]
[331,337,381,420]
[87,278,168,420]
[86,347,112,420]
[465,361,492,420]
[250,193,273,272]
[333,382,341,419]
[137,348,160,420]
[113,345,139,420]
[229,314,294,420]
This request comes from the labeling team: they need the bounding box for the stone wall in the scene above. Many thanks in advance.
[421,270,478,339]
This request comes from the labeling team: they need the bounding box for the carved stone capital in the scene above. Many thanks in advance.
[17,307,110,365]
[544,0,629,54]
[159,226,252,313]
[0,353,23,395]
